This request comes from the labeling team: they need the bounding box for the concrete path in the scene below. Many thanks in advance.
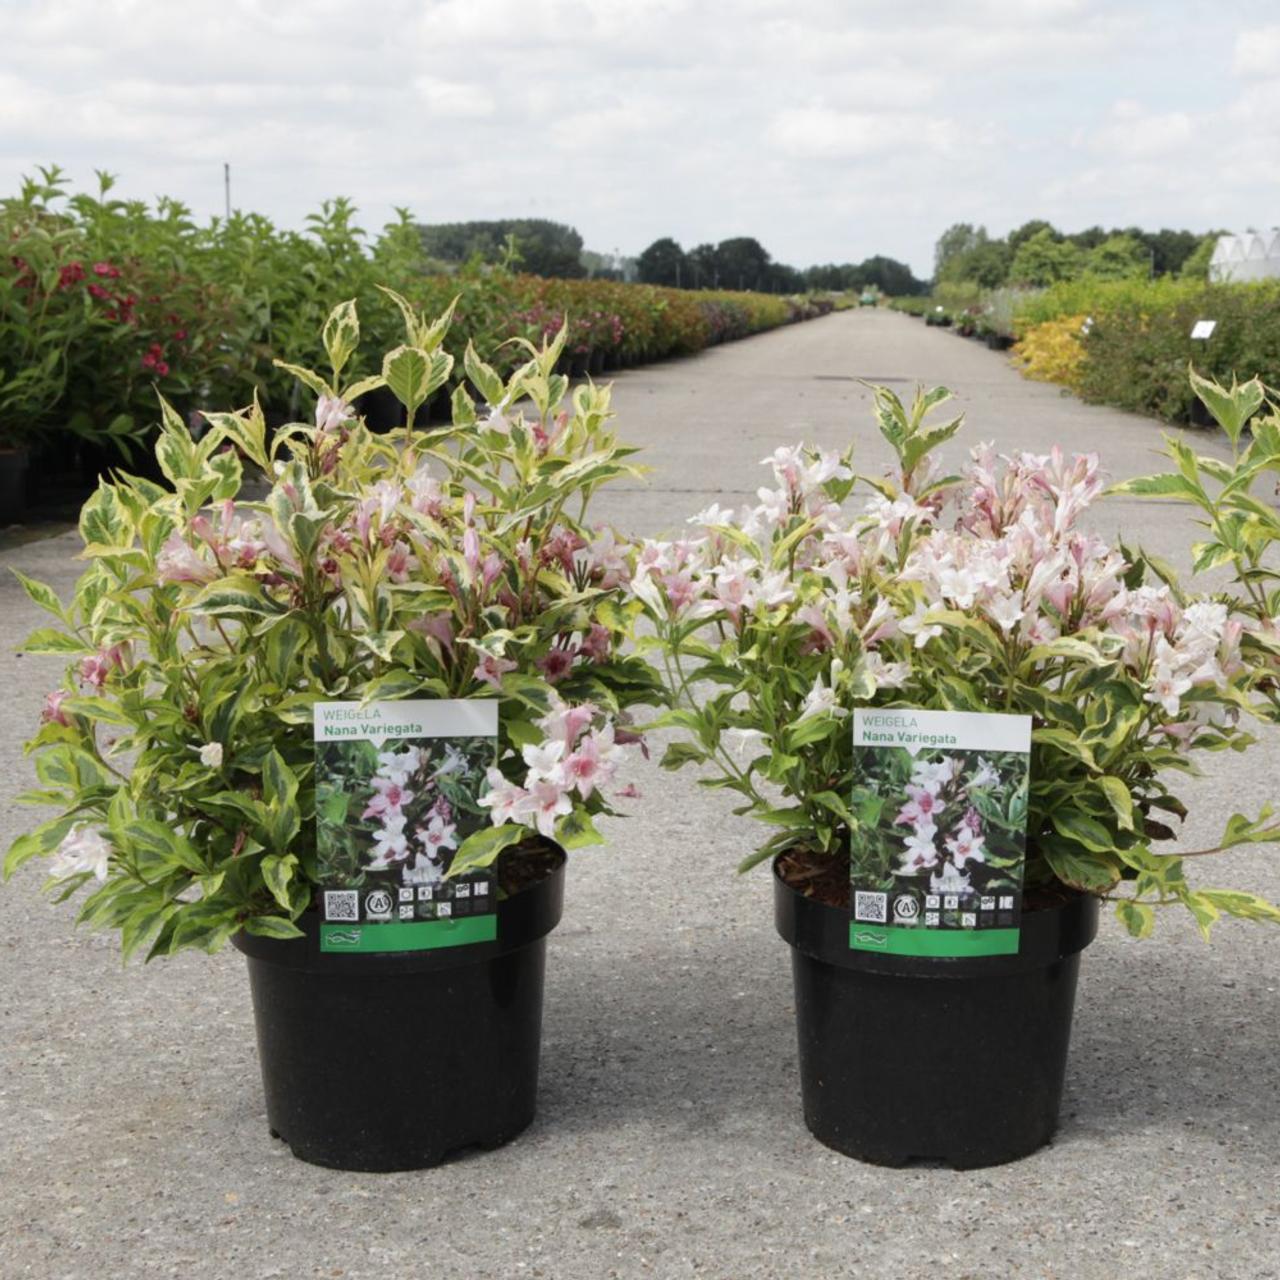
[2,309,1276,1280]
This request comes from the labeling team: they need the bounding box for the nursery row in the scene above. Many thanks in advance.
[0,168,831,499]
[890,276,1280,426]
[7,300,1280,1175]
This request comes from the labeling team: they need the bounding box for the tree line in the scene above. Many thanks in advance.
[934,220,1221,288]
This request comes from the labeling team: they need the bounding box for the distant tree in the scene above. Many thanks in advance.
[1067,225,1109,251]
[856,255,928,295]
[637,236,687,287]
[715,236,772,290]
[686,243,719,288]
[1009,228,1084,285]
[934,223,987,278]
[417,219,585,278]
[1087,234,1150,279]
[767,262,806,293]
[1144,228,1203,276]
[1007,220,1057,254]
[940,240,1012,288]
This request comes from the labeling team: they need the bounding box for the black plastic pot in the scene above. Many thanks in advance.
[774,859,1098,1169]
[233,847,566,1171]
[0,447,29,523]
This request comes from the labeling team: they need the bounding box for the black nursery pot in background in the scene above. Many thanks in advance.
[233,848,566,1172]
[0,447,29,523]
[774,858,1099,1169]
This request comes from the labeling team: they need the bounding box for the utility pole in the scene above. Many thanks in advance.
[224,163,231,221]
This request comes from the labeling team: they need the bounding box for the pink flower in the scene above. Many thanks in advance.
[476,652,518,689]
[362,780,414,821]
[615,783,641,799]
[157,534,216,584]
[577,623,611,664]
[409,613,454,654]
[41,689,72,726]
[895,784,943,827]
[538,697,598,746]
[78,644,127,690]
[538,648,574,683]
[386,539,416,583]
[315,394,352,434]
[945,825,986,866]
[563,725,619,798]
[479,767,529,825]
[417,815,458,859]
[527,776,573,838]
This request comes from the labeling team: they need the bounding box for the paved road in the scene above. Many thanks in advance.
[2,309,1276,1280]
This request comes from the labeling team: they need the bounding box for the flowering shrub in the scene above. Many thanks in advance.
[2,296,662,957]
[1012,315,1089,391]
[631,383,1280,936]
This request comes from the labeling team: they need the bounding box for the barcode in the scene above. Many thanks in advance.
[854,891,887,923]
[324,890,360,921]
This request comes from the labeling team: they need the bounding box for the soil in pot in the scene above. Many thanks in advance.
[774,847,1097,1170]
[233,840,565,1172]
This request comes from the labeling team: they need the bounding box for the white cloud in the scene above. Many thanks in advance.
[1087,100,1195,159]
[764,107,961,159]
[414,77,496,119]
[1233,24,1280,76]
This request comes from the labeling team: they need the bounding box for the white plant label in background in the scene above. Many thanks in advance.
[849,708,1032,958]
[314,700,499,953]
[1190,320,1217,340]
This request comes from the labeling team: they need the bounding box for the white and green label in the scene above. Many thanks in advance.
[849,708,1032,958]
[314,699,498,953]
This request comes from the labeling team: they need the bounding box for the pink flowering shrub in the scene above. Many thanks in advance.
[632,383,1280,937]
[3,294,661,957]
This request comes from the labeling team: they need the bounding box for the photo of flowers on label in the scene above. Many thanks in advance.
[314,700,499,953]
[849,708,1031,957]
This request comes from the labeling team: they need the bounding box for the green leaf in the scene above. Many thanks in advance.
[1049,810,1116,853]
[556,809,605,850]
[271,360,332,398]
[1095,776,1135,832]
[382,344,451,421]
[660,741,707,770]
[322,299,360,380]
[20,628,90,655]
[1189,368,1265,447]
[1115,899,1155,938]
[190,574,287,619]
[12,570,64,620]
[242,915,305,940]
[260,853,298,911]
[450,823,527,876]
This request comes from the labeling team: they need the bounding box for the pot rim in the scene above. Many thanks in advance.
[773,852,1099,978]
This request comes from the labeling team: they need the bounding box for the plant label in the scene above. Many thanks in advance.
[313,699,499,953]
[849,708,1032,957]
[1190,319,1216,340]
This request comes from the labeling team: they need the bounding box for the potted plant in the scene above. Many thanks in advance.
[3,293,661,1171]
[629,382,1280,1168]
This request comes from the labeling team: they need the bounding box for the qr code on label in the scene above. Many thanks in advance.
[854,891,887,923]
[323,890,360,922]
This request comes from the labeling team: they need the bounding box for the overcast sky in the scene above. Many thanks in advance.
[2,0,1277,276]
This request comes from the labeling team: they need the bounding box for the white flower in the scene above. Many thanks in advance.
[899,601,948,649]
[860,651,909,690]
[479,768,531,826]
[945,826,986,866]
[49,826,112,881]
[797,658,847,723]
[521,739,566,783]
[315,394,352,434]
[986,591,1025,633]
[197,742,224,769]
[896,830,940,873]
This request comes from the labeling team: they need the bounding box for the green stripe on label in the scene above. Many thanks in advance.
[321,915,497,953]
[849,923,1020,957]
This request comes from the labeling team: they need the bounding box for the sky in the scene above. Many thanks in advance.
[1,0,1277,277]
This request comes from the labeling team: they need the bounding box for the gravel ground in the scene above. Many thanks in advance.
[1,308,1277,1280]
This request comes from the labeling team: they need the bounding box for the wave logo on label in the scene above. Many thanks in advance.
[325,929,363,947]
[365,888,394,919]
[893,896,920,922]
[852,929,888,949]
